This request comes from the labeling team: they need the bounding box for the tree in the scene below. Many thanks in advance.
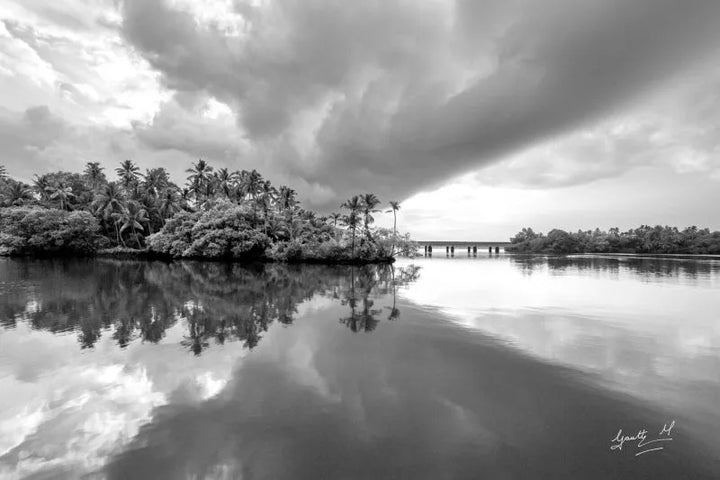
[186,159,214,204]
[32,174,52,202]
[214,168,237,200]
[158,188,181,225]
[360,193,381,239]
[341,195,362,257]
[386,201,400,254]
[241,169,263,223]
[258,180,276,235]
[48,182,75,211]
[3,181,34,206]
[93,182,126,245]
[142,168,170,199]
[83,162,106,191]
[115,160,141,191]
[329,212,342,229]
[117,200,149,248]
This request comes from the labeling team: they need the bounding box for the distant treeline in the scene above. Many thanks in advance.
[506,226,720,254]
[0,162,412,263]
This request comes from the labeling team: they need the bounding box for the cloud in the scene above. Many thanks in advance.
[117,0,720,207]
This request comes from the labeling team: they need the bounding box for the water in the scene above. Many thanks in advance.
[0,255,719,479]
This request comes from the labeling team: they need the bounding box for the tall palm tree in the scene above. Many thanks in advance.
[258,180,276,234]
[386,200,401,254]
[33,174,51,202]
[214,168,237,200]
[158,188,181,225]
[186,159,214,203]
[242,169,263,222]
[360,193,381,239]
[117,200,149,249]
[329,212,342,228]
[142,168,169,199]
[93,182,126,245]
[341,195,362,257]
[48,182,75,210]
[83,162,106,191]
[277,186,297,239]
[115,160,140,190]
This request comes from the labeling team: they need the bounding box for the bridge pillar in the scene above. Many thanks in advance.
[473,245,477,256]
[495,246,500,254]
[488,246,492,254]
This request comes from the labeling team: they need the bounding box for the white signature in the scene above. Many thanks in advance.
[610,420,675,456]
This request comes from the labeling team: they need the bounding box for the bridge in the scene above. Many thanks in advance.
[416,241,512,256]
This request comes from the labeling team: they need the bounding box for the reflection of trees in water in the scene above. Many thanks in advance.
[337,264,421,332]
[0,259,421,354]
[510,255,719,282]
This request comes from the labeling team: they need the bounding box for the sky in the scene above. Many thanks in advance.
[1,0,720,240]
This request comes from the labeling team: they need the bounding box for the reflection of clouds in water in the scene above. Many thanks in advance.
[0,363,165,479]
[395,257,720,425]
[0,325,252,479]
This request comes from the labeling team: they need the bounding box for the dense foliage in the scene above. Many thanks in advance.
[0,161,412,263]
[507,226,720,254]
[0,207,102,256]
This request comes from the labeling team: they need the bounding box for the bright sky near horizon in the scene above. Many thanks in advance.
[2,0,720,240]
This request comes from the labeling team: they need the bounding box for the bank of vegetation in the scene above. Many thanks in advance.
[0,162,414,263]
[506,226,720,254]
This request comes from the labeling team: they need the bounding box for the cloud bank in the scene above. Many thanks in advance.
[2,0,720,211]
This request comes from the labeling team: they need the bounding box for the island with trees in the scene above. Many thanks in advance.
[506,226,720,255]
[0,162,414,264]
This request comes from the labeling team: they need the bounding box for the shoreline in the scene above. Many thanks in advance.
[0,248,397,266]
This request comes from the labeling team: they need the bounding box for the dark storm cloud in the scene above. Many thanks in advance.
[120,0,720,207]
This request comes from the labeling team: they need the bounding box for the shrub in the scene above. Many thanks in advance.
[0,207,102,255]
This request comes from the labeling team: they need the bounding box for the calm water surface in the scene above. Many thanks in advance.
[0,255,719,479]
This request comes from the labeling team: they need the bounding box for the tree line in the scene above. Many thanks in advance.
[507,225,720,254]
[0,162,413,261]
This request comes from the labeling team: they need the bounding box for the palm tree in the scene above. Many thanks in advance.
[4,181,33,206]
[48,182,75,210]
[242,169,263,222]
[115,160,140,190]
[33,174,51,201]
[186,159,214,203]
[386,200,401,254]
[158,188,181,225]
[329,212,342,228]
[117,200,149,248]
[277,186,297,239]
[341,195,362,257]
[93,182,126,244]
[258,180,276,234]
[142,168,169,199]
[83,162,106,191]
[360,193,381,239]
[214,168,237,200]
